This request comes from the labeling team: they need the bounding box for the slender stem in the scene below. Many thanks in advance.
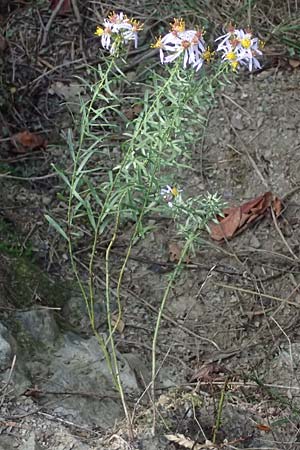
[105,194,134,440]
[151,234,197,434]
[212,378,228,444]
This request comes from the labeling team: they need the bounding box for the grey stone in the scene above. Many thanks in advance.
[62,294,105,333]
[123,353,151,388]
[0,436,19,450]
[249,234,261,249]
[39,332,139,427]
[22,433,42,450]
[15,310,59,344]
[0,322,12,367]
[257,116,264,128]
[266,343,300,395]
[42,195,52,206]
[0,323,31,396]
[48,429,91,450]
[231,112,244,130]
[138,435,167,450]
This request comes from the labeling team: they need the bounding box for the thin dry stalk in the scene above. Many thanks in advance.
[215,282,300,308]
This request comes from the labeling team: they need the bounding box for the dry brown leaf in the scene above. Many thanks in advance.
[111,313,125,334]
[168,242,191,263]
[124,104,142,120]
[289,59,300,69]
[24,385,43,398]
[0,420,18,428]
[239,191,272,215]
[168,242,181,262]
[210,192,281,241]
[190,362,228,382]
[165,434,198,449]
[209,207,241,241]
[165,434,215,449]
[256,423,272,432]
[12,130,47,153]
[272,196,283,216]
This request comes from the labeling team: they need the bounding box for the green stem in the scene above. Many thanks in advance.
[151,234,198,434]
[212,378,228,444]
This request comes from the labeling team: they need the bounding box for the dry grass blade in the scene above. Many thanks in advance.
[215,283,300,308]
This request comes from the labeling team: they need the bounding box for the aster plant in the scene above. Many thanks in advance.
[48,11,264,438]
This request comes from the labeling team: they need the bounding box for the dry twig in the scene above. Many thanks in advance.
[41,0,68,47]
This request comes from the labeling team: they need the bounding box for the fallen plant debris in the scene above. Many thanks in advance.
[11,130,47,153]
[190,362,229,383]
[111,312,125,335]
[24,385,43,399]
[165,434,216,449]
[0,33,7,51]
[210,192,282,241]
[123,104,143,120]
[289,58,300,69]
[256,423,272,432]
[48,0,71,14]
[168,241,191,263]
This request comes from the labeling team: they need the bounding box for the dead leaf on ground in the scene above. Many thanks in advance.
[0,420,18,428]
[24,385,43,399]
[289,59,300,69]
[165,434,215,449]
[256,423,272,432]
[272,195,282,216]
[111,313,125,335]
[11,131,47,153]
[190,362,228,383]
[168,242,191,264]
[49,81,85,102]
[210,192,282,241]
[49,0,71,14]
[123,104,143,120]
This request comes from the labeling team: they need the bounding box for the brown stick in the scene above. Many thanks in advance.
[41,0,66,47]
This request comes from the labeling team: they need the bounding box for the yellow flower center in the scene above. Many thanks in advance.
[241,37,251,49]
[151,36,163,49]
[108,12,117,22]
[95,26,104,36]
[259,39,265,50]
[130,19,143,31]
[170,18,185,33]
[171,187,180,197]
[108,11,129,23]
[226,51,237,61]
[231,60,239,71]
[202,47,214,62]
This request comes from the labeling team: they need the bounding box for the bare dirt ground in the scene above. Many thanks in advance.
[1,1,300,449]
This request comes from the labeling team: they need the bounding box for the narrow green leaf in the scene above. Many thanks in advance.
[85,200,96,231]
[45,215,69,241]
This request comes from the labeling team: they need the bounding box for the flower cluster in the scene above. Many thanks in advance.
[160,185,183,208]
[95,11,143,54]
[215,27,263,71]
[151,18,214,71]
[95,13,264,71]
